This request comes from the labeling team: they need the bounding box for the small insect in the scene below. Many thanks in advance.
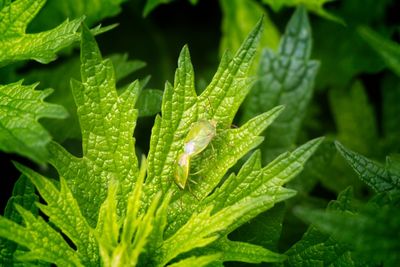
[174,152,190,190]
[183,119,217,156]
[174,119,217,190]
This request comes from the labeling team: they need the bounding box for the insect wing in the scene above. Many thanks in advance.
[184,120,216,156]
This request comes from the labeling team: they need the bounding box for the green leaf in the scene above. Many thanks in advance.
[145,18,264,198]
[137,89,163,117]
[13,163,99,266]
[313,0,391,88]
[0,206,82,266]
[1,19,322,266]
[23,53,146,142]
[295,191,400,267]
[241,6,319,163]
[0,0,84,66]
[0,81,68,163]
[229,203,285,251]
[382,75,400,146]
[329,81,378,156]
[143,17,322,264]
[285,187,358,266]
[359,26,400,76]
[30,0,128,29]
[96,158,169,267]
[47,25,141,226]
[0,175,38,266]
[219,0,280,68]
[335,142,400,193]
[261,0,343,23]
[168,254,221,267]
[143,0,172,17]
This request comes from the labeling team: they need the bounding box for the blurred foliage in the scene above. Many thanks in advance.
[1,0,400,265]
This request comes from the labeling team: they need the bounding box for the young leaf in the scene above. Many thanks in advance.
[241,6,319,163]
[0,0,84,66]
[145,17,264,199]
[359,26,400,76]
[13,163,99,266]
[47,25,141,226]
[0,81,68,163]
[335,142,400,193]
[0,19,323,266]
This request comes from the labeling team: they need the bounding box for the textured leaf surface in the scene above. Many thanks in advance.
[359,26,400,76]
[285,188,357,267]
[241,6,319,163]
[295,191,400,267]
[335,142,400,193]
[0,0,83,66]
[13,163,99,266]
[47,26,140,226]
[24,53,146,142]
[0,18,322,266]
[0,81,67,163]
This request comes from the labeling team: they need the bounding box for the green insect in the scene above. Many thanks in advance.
[174,119,217,190]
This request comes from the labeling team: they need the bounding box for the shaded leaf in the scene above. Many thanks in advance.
[241,6,319,163]
[335,142,400,193]
[0,0,83,66]
[0,81,67,163]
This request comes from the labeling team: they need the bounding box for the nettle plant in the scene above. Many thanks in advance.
[0,2,323,267]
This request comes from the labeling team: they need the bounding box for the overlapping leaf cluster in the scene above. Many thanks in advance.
[0,8,322,266]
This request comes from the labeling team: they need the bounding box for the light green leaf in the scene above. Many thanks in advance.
[1,19,322,266]
[23,53,146,142]
[0,206,82,266]
[359,26,400,76]
[13,163,99,266]
[335,142,400,193]
[241,6,319,163]
[0,81,68,163]
[145,18,264,200]
[261,0,343,23]
[0,0,84,66]
[219,0,280,69]
[168,254,221,267]
[205,238,286,263]
[47,25,141,226]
